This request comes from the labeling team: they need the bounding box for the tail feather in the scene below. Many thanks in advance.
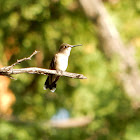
[44,76,50,90]
[50,82,56,92]
[44,75,60,92]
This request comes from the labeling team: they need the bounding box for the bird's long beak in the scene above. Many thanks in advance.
[70,44,82,48]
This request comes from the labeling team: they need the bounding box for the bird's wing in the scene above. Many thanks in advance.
[49,56,56,70]
[49,55,58,84]
[44,54,60,92]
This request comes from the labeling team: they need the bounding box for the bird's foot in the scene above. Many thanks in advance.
[56,70,63,75]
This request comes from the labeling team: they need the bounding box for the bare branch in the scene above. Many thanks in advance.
[0,50,87,79]
[0,114,92,128]
[1,67,86,79]
[48,116,92,128]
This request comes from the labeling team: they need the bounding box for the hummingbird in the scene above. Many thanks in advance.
[44,43,82,92]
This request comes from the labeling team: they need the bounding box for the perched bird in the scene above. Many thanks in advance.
[44,43,82,92]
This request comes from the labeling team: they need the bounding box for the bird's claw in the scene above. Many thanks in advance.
[56,70,63,75]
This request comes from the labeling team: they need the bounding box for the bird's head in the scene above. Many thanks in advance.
[59,43,82,56]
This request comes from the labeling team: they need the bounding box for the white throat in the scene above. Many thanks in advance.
[63,47,71,56]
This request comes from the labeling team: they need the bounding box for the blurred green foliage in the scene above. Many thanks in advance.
[0,0,140,140]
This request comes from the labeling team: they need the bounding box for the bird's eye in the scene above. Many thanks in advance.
[65,46,67,48]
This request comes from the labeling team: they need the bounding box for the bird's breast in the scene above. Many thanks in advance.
[55,53,69,71]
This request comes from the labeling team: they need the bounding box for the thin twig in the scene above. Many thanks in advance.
[3,50,39,70]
